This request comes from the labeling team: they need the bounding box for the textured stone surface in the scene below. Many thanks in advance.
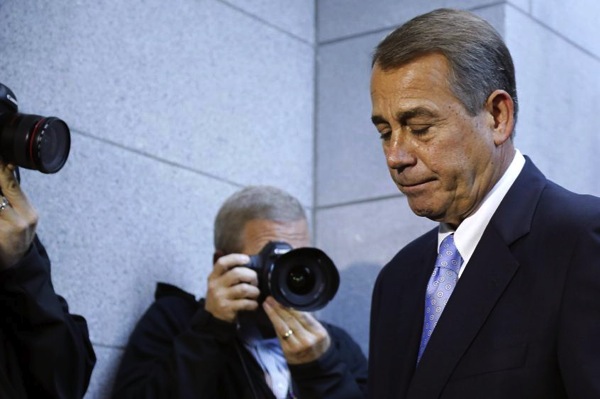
[223,0,315,43]
[316,32,396,207]
[317,0,498,43]
[316,196,436,354]
[0,0,314,206]
[84,346,122,399]
[507,0,531,12]
[506,6,600,195]
[532,0,600,59]
[22,133,237,347]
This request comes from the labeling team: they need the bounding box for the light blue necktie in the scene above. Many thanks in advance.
[417,234,463,363]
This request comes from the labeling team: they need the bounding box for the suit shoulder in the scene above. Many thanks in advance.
[539,182,600,226]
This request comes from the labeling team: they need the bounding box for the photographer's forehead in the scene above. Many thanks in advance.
[241,219,309,255]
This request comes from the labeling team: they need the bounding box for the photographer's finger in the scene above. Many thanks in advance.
[0,195,9,213]
[263,298,293,339]
[231,298,260,313]
[230,282,260,301]
[213,253,251,276]
[222,265,258,288]
[0,164,31,214]
[289,309,322,333]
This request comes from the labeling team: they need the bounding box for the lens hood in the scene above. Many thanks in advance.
[271,247,339,311]
[246,241,340,311]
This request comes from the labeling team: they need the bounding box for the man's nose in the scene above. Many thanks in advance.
[384,131,416,170]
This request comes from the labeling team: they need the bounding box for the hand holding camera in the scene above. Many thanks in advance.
[205,253,261,323]
[0,83,71,270]
[0,163,38,270]
[205,241,339,364]
[263,296,332,364]
[205,241,339,323]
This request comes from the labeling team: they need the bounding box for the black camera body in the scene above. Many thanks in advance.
[245,241,340,311]
[0,83,71,174]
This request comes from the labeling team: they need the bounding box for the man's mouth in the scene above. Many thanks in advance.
[396,178,435,193]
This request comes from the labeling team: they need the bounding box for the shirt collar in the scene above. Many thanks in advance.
[438,149,525,275]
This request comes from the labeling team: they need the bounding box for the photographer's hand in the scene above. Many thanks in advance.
[205,253,261,323]
[263,296,331,365]
[0,163,38,270]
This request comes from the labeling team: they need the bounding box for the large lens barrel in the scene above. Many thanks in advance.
[270,247,340,311]
[0,113,71,174]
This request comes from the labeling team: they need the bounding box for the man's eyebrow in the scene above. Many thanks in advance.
[371,107,437,126]
[371,115,387,125]
[397,108,437,123]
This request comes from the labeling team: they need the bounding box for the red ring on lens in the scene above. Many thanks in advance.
[28,117,47,166]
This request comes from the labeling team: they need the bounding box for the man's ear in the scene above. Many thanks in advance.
[213,250,225,265]
[485,89,515,146]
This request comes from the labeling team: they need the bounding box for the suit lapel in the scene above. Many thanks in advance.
[369,230,439,398]
[406,158,546,399]
[407,226,520,398]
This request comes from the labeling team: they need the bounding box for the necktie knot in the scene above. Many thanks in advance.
[436,234,462,273]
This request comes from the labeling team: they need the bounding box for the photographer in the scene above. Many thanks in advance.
[112,185,367,399]
[0,163,95,398]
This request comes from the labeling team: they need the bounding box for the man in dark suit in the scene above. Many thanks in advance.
[368,8,600,399]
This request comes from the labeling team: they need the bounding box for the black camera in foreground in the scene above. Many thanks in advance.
[0,83,71,174]
[245,241,340,311]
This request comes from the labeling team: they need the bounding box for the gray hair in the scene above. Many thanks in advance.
[372,8,518,131]
[213,185,306,254]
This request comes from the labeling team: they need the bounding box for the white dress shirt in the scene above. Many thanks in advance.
[438,149,526,278]
[243,337,291,399]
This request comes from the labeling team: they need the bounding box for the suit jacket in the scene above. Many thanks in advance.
[368,158,600,399]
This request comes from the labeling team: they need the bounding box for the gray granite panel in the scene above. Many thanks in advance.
[531,0,600,59]
[507,0,530,12]
[84,346,123,399]
[315,196,436,354]
[317,0,500,43]
[316,32,397,207]
[506,7,600,196]
[21,132,239,347]
[0,0,314,206]
[220,0,315,43]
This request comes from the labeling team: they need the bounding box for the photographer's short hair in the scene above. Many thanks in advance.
[372,8,518,130]
[214,185,307,254]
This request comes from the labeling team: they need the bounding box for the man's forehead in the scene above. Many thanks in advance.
[242,218,310,252]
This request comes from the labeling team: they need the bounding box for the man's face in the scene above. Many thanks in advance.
[237,218,310,336]
[370,52,500,227]
[241,218,310,255]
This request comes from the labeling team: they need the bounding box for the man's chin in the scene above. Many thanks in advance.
[406,200,444,221]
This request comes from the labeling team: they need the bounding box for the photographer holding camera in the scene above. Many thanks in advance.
[112,185,367,399]
[0,163,95,398]
[0,83,95,398]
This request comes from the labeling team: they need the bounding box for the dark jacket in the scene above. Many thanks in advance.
[0,237,96,398]
[113,283,368,399]
[368,158,600,398]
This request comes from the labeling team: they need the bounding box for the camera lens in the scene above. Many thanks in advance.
[0,113,70,173]
[270,247,339,311]
[286,265,316,295]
